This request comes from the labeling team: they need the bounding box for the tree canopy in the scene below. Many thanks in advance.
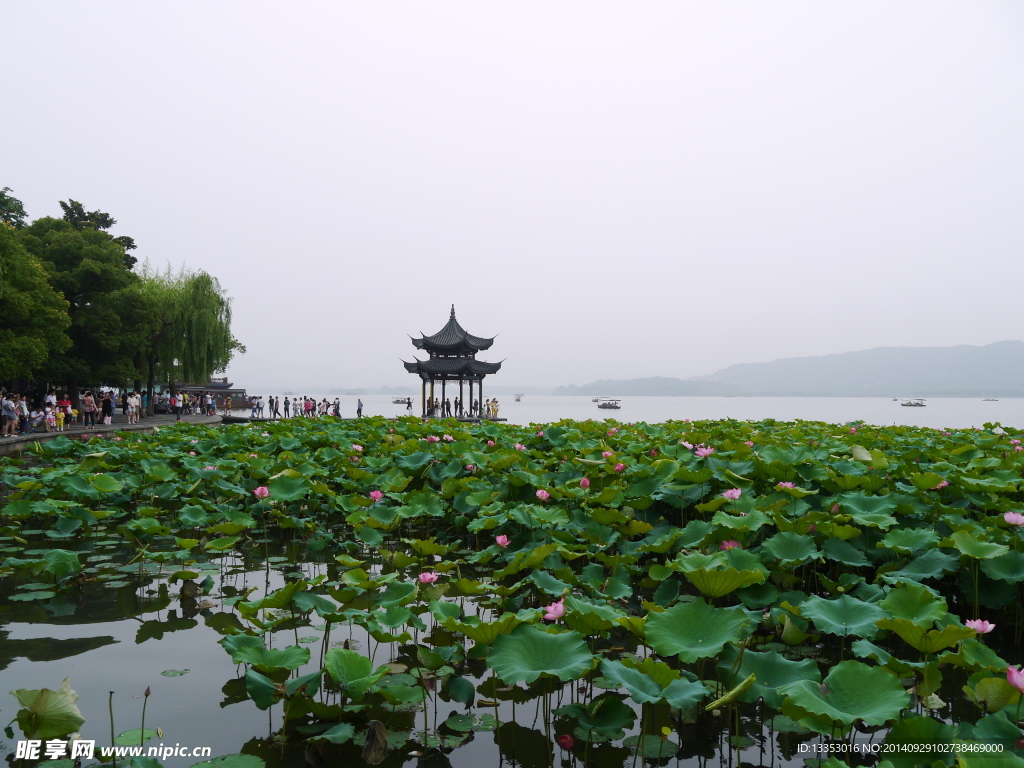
[0,188,242,394]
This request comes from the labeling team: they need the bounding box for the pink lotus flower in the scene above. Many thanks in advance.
[1016,446,1023,452]
[191,439,198,443]
[744,441,754,447]
[369,490,383,501]
[418,572,439,584]
[777,481,796,489]
[425,435,440,443]
[934,480,949,489]
[115,437,122,442]
[353,444,364,452]
[1011,439,1021,445]
[536,489,551,501]
[442,434,454,442]
[808,523,817,533]
[349,456,360,462]
[465,464,475,471]
[614,463,626,473]
[607,428,618,435]
[514,443,526,451]
[695,446,715,458]
[719,540,741,550]
[580,477,590,489]
[1007,666,1024,693]
[556,734,574,750]
[537,431,544,437]
[495,535,509,548]
[681,441,693,449]
[249,453,258,457]
[1004,512,1024,526]
[849,427,857,434]
[722,488,742,500]
[253,486,270,499]
[649,449,657,457]
[189,451,196,455]
[261,432,269,437]
[966,619,996,634]
[831,504,840,514]
[204,465,217,470]
[542,598,566,621]
[487,440,495,446]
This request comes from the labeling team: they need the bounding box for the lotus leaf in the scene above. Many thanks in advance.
[488,624,594,684]
[760,531,821,565]
[599,659,708,708]
[324,648,389,700]
[10,678,85,739]
[800,595,884,639]
[716,648,821,709]
[779,660,909,735]
[645,599,751,662]
[879,582,947,627]
[950,531,1009,560]
[876,618,974,654]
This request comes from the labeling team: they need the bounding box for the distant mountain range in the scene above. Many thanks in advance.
[552,341,1024,397]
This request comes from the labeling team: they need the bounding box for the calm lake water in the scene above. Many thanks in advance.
[262,394,1024,430]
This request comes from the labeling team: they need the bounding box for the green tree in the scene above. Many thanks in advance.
[59,199,138,269]
[133,264,244,412]
[0,224,72,380]
[19,218,140,401]
[1,187,28,229]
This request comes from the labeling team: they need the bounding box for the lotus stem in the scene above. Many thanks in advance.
[140,686,150,746]
[109,691,116,768]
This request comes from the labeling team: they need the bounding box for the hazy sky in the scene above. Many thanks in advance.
[6,2,1024,390]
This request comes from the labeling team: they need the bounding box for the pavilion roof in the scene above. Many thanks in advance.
[403,358,502,376]
[411,306,494,353]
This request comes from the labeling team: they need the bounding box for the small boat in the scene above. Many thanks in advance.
[901,399,926,407]
[983,398,998,401]
[392,397,412,405]
[515,394,523,402]
[597,399,621,410]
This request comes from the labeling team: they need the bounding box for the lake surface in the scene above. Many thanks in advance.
[259,394,1024,430]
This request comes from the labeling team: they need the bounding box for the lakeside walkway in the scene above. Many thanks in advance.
[0,413,223,456]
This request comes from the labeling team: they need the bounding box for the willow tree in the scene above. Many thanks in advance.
[135,264,243,411]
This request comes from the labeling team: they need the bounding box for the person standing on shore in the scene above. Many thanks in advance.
[283,397,290,418]
[82,392,96,428]
[357,398,363,418]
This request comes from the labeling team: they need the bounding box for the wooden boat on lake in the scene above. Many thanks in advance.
[901,399,926,407]
[597,399,621,410]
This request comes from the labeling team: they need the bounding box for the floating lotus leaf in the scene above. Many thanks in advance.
[487,625,594,684]
[883,549,961,583]
[779,660,909,735]
[11,678,85,739]
[114,729,159,745]
[800,595,884,639]
[553,694,636,741]
[443,613,522,645]
[876,618,975,654]
[645,599,751,663]
[879,582,948,627]
[221,635,310,671]
[716,648,821,709]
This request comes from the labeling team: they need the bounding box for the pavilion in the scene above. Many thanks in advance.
[404,306,502,418]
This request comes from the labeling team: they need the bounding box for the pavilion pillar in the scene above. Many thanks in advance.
[442,379,446,417]
[421,378,426,417]
[479,378,484,419]
[429,379,435,417]
[459,379,464,418]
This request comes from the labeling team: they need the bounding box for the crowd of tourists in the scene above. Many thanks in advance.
[241,396,359,419]
[424,397,500,418]
[0,387,225,435]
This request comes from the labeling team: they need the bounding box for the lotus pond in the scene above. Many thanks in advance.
[2,417,1024,768]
